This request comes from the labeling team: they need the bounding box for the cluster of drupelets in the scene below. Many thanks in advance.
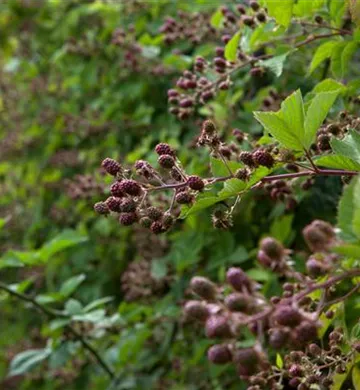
[183,220,360,389]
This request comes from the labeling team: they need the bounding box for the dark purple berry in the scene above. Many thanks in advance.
[105,196,122,212]
[110,181,125,197]
[224,293,249,312]
[226,267,252,292]
[120,179,142,196]
[146,206,163,221]
[273,306,302,327]
[207,344,232,364]
[120,198,137,213]
[101,158,121,176]
[252,150,274,168]
[158,154,175,169]
[119,212,137,226]
[239,151,255,167]
[150,221,163,234]
[260,237,284,260]
[155,143,174,156]
[175,191,194,204]
[187,175,204,191]
[184,300,209,321]
[190,276,217,300]
[94,201,109,215]
[205,315,232,338]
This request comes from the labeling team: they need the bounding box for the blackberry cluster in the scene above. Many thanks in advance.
[94,142,208,233]
[183,219,359,388]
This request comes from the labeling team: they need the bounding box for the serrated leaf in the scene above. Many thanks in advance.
[9,348,51,377]
[331,129,360,164]
[258,52,290,77]
[225,31,241,61]
[315,154,360,171]
[254,111,303,151]
[210,157,243,177]
[303,91,339,148]
[218,178,246,198]
[264,0,294,27]
[281,89,305,142]
[311,78,346,94]
[59,274,86,297]
[179,195,221,219]
[309,41,338,74]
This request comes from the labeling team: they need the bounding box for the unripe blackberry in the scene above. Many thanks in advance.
[102,158,122,176]
[235,168,250,181]
[250,67,264,77]
[303,222,332,252]
[179,98,193,108]
[233,348,259,366]
[308,343,322,356]
[201,90,214,102]
[250,1,260,11]
[288,364,303,377]
[232,128,245,142]
[321,377,333,388]
[120,180,142,196]
[110,181,125,197]
[314,15,323,24]
[120,198,137,213]
[290,351,303,362]
[252,150,274,168]
[260,237,284,260]
[190,276,217,300]
[224,293,249,312]
[150,221,163,234]
[139,216,152,228]
[353,341,360,353]
[206,315,232,338]
[146,206,163,221]
[155,143,174,156]
[214,57,226,68]
[215,47,224,57]
[207,344,232,364]
[306,375,318,384]
[170,167,182,182]
[306,258,327,277]
[239,151,255,167]
[269,328,289,349]
[187,175,204,191]
[289,378,301,388]
[226,267,251,292]
[329,330,342,342]
[119,212,137,226]
[317,134,331,151]
[202,120,216,134]
[335,364,346,374]
[167,89,178,97]
[105,196,122,212]
[158,154,175,169]
[326,123,341,135]
[236,4,246,14]
[274,306,302,327]
[242,15,255,27]
[295,321,318,343]
[219,81,230,90]
[256,11,266,22]
[162,212,174,230]
[94,201,110,215]
[184,300,209,321]
[257,250,272,268]
[175,191,194,204]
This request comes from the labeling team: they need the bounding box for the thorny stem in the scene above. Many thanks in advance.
[0,282,116,380]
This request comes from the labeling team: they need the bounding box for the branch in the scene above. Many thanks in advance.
[0,282,115,380]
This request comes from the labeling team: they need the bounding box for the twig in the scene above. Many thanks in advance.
[0,282,115,380]
[304,149,319,172]
[320,282,360,312]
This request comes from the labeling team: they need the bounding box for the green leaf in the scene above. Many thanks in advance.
[270,215,293,243]
[210,8,223,28]
[224,31,241,62]
[73,309,106,323]
[293,0,324,16]
[276,353,283,369]
[337,177,360,241]
[331,129,360,164]
[83,297,114,312]
[254,90,306,151]
[59,274,86,297]
[311,78,346,94]
[332,244,360,258]
[217,178,246,198]
[315,155,360,171]
[210,157,243,177]
[330,0,346,27]
[353,177,360,238]
[179,195,220,219]
[303,91,339,148]
[253,111,303,151]
[353,365,360,390]
[319,302,343,338]
[258,52,290,77]
[309,41,338,74]
[264,0,294,27]
[331,41,347,79]
[9,348,51,376]
[64,299,83,315]
[39,230,88,262]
